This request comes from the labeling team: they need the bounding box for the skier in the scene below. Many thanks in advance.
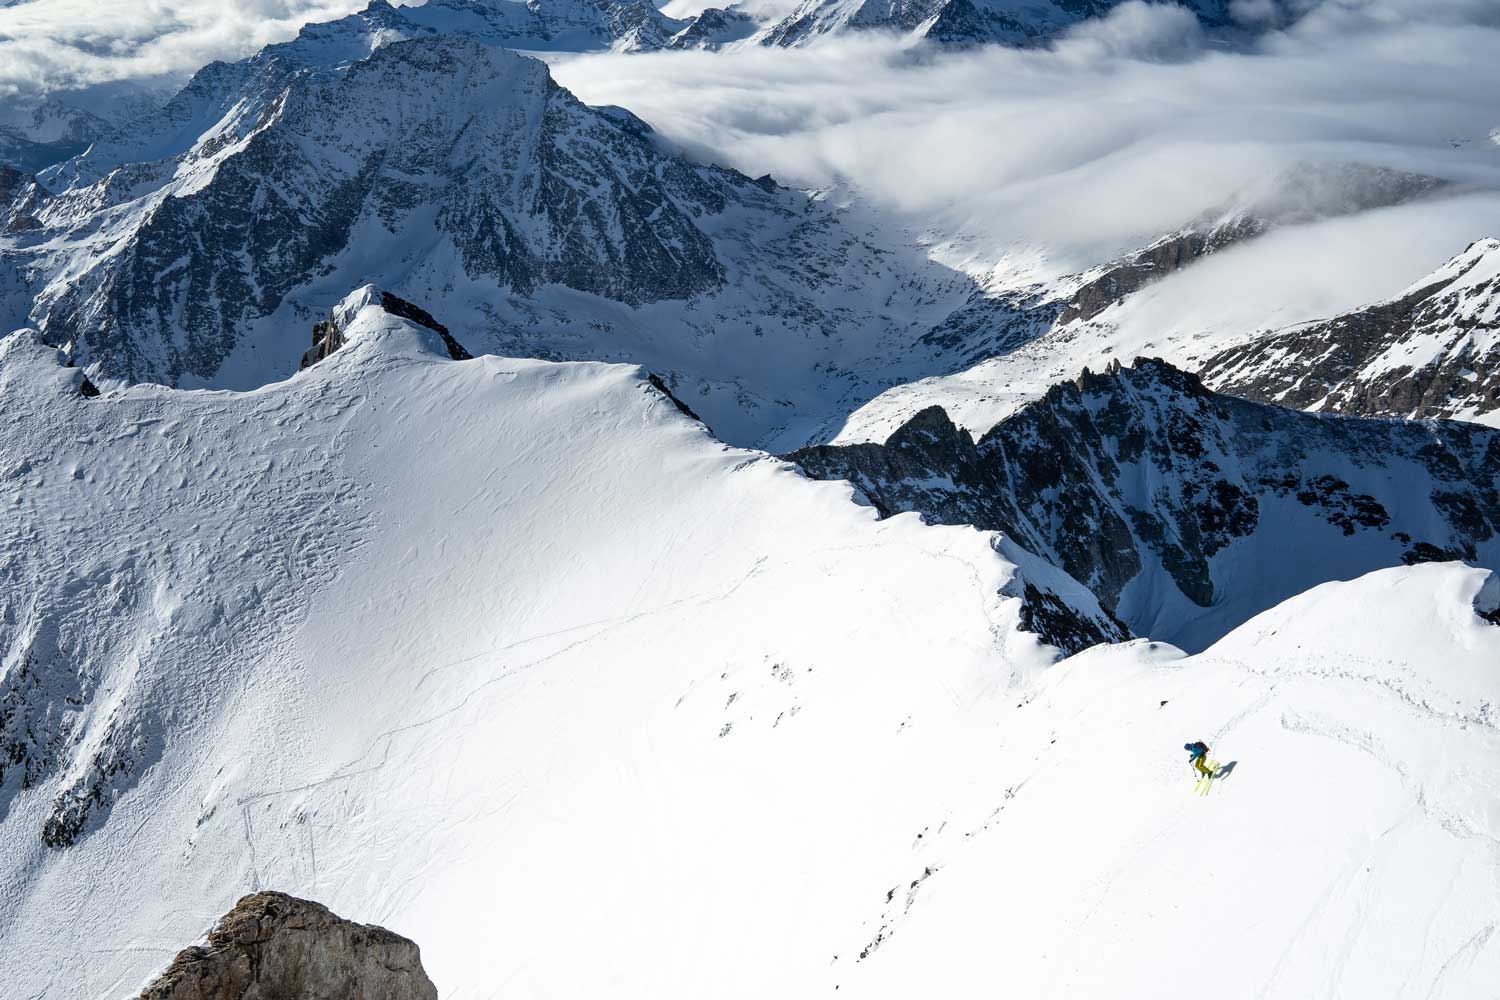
[1184,740,1214,779]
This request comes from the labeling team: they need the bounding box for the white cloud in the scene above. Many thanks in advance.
[0,0,366,102]
[1051,2,1205,64]
[547,6,1500,276]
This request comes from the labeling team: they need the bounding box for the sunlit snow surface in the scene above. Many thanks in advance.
[1,296,1498,998]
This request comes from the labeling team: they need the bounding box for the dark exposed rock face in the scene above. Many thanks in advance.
[790,358,1500,644]
[1201,238,1500,425]
[1013,581,1130,656]
[1058,218,1265,325]
[22,37,741,387]
[301,319,348,371]
[140,891,437,1000]
[647,372,708,426]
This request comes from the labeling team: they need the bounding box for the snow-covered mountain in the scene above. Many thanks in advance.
[0,99,113,174]
[759,0,1235,48]
[668,5,761,47]
[34,0,730,193]
[1201,238,1500,427]
[3,26,1026,449]
[4,6,1500,996]
[792,357,1500,649]
[3,288,1499,998]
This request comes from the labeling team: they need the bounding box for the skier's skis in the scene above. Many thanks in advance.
[1196,760,1219,797]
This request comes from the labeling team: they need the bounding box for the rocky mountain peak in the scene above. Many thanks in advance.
[14,34,747,387]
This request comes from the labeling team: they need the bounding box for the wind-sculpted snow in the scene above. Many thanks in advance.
[792,358,1500,649]
[1202,238,1500,427]
[3,302,1499,996]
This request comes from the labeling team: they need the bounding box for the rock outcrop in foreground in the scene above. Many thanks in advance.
[140,891,437,1000]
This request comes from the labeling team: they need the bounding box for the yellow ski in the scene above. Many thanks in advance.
[1196,759,1219,796]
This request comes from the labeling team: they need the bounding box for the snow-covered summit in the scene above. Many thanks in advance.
[302,284,477,367]
[5,22,1032,450]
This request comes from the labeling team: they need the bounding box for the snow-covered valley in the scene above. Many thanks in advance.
[3,1,1500,997]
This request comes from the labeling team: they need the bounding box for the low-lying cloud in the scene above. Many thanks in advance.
[548,0,1500,281]
[0,0,364,101]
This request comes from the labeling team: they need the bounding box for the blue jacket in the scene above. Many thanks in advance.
[1184,742,1208,761]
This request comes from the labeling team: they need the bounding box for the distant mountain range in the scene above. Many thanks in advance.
[761,0,1236,48]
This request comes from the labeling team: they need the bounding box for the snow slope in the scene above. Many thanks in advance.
[833,193,1500,445]
[3,291,1500,998]
[0,99,112,174]
[0,289,1091,995]
[848,563,1500,999]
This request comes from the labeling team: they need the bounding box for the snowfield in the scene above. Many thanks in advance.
[2,291,1499,998]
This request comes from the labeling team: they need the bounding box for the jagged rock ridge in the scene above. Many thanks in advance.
[791,358,1500,648]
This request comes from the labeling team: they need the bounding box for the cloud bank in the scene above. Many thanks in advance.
[548,0,1500,279]
[0,0,365,101]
